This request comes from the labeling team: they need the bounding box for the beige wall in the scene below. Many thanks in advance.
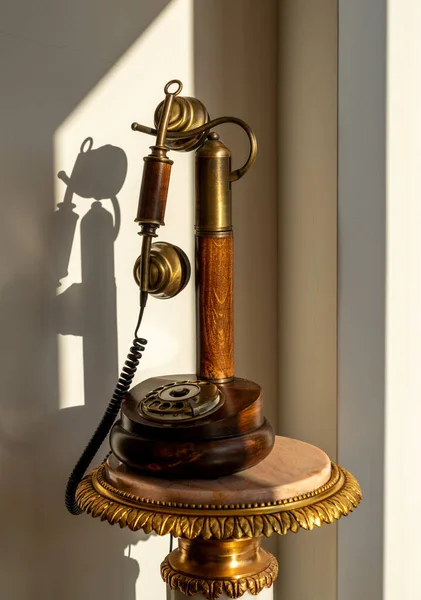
[194,0,280,563]
[0,1,280,599]
[278,1,338,599]
[194,0,279,429]
[337,1,386,599]
[0,2,192,599]
[1,0,373,598]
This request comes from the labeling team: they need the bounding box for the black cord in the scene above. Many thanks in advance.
[65,298,148,515]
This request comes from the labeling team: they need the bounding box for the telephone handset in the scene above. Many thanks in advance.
[65,80,274,516]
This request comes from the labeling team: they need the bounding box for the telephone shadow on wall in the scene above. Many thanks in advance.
[0,2,173,598]
[54,137,148,600]
[0,138,146,600]
[0,138,148,600]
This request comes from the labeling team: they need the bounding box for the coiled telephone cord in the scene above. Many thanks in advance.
[65,301,147,515]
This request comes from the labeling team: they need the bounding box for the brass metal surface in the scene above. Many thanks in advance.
[132,116,257,182]
[161,538,278,599]
[155,80,183,148]
[169,538,272,578]
[154,94,209,152]
[135,81,183,227]
[76,462,362,538]
[140,379,222,423]
[133,242,190,299]
[195,133,232,233]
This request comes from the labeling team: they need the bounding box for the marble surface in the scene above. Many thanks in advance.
[105,436,331,506]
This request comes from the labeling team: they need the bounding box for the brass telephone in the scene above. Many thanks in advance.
[65,80,274,515]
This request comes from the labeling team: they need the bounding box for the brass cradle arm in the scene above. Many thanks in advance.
[131,116,257,182]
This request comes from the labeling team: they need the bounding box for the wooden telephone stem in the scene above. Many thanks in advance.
[132,86,258,382]
[195,132,234,382]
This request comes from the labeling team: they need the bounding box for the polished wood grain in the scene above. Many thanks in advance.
[136,158,172,226]
[110,418,273,479]
[196,234,234,380]
[110,375,275,478]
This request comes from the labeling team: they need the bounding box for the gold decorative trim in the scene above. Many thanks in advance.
[76,462,362,539]
[161,554,278,599]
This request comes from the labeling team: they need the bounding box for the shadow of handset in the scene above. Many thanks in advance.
[57,137,127,201]
[54,137,127,284]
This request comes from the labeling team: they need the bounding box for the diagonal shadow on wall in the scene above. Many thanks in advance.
[0,3,170,599]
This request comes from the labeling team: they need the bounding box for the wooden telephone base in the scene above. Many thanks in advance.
[110,374,274,478]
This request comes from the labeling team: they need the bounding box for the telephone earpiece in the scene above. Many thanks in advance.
[133,242,191,300]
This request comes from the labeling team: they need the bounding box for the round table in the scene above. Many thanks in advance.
[77,436,361,599]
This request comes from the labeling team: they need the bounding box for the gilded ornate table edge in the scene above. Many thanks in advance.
[75,462,362,539]
[161,553,278,599]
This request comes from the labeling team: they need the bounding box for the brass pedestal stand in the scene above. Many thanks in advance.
[162,538,277,598]
[76,436,361,599]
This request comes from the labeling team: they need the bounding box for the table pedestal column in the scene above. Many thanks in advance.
[167,587,273,600]
[162,538,277,600]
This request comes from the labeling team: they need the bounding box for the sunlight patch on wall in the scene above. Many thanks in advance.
[54,0,195,459]
[385,2,421,597]
[57,335,85,408]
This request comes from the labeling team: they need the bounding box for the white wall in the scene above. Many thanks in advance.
[5,0,401,598]
[0,2,193,599]
[0,1,279,599]
[385,2,421,598]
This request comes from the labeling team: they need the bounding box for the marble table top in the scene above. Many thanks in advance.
[105,435,331,506]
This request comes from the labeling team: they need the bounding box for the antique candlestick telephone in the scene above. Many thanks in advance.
[65,80,273,513]
[66,81,361,600]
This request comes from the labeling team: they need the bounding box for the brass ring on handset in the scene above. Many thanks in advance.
[164,79,183,96]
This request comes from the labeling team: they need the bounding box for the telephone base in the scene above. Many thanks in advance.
[109,374,275,479]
